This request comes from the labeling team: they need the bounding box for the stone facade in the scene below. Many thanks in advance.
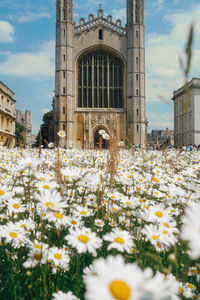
[16,109,34,146]
[172,78,200,147]
[0,81,16,148]
[54,0,147,148]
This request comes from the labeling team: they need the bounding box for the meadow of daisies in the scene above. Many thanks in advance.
[0,142,200,300]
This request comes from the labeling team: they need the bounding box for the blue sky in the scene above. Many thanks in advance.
[0,0,200,134]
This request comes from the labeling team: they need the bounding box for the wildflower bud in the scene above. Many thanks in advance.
[26,271,32,276]
[126,211,132,217]
[168,253,176,262]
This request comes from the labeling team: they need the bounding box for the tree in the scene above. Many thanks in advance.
[15,121,26,146]
[35,110,54,147]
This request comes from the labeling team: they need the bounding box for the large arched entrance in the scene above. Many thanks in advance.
[94,129,108,149]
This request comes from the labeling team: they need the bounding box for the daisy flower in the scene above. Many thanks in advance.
[44,211,70,229]
[48,247,70,272]
[181,203,200,259]
[7,198,26,214]
[84,255,146,300]
[65,227,102,254]
[147,204,172,224]
[1,222,28,248]
[23,247,48,268]
[36,190,68,212]
[52,291,80,300]
[103,228,134,253]
[57,130,66,138]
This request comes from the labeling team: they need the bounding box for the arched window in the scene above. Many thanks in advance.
[78,49,124,109]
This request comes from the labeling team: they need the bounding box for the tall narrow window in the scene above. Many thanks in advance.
[136,57,139,64]
[63,54,66,61]
[63,71,66,79]
[136,74,139,80]
[136,89,139,95]
[63,124,65,130]
[63,107,66,114]
[78,50,123,108]
[64,29,66,37]
[99,29,103,40]
[137,125,139,132]
[63,87,66,94]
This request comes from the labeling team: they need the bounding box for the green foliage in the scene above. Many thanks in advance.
[35,110,53,147]
[15,121,26,145]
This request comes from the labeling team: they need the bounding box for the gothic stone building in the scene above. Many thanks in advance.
[54,0,147,148]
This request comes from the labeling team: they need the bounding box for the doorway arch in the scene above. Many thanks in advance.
[94,128,109,149]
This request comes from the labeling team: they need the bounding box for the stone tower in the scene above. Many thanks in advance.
[54,0,147,148]
[127,0,146,145]
[54,0,74,147]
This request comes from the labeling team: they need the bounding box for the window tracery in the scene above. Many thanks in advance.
[78,50,123,109]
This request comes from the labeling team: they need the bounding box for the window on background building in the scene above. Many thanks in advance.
[99,29,103,40]
[78,49,124,108]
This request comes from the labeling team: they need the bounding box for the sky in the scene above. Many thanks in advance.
[0,0,200,134]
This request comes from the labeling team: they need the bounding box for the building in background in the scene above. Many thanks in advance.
[0,81,16,148]
[147,129,174,147]
[54,0,147,148]
[16,109,35,146]
[172,78,200,147]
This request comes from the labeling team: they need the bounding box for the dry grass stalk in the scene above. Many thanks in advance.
[107,126,119,186]
[54,147,65,200]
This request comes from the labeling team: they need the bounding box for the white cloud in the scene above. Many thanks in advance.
[146,4,200,104]
[8,12,51,23]
[0,21,14,43]
[0,40,55,77]
[147,111,173,130]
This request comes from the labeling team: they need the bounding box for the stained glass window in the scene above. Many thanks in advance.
[78,49,123,108]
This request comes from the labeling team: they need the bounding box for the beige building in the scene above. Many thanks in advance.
[0,81,16,148]
[172,78,200,147]
[54,0,147,148]
[16,109,34,146]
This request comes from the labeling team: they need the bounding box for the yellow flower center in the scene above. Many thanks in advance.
[111,195,116,199]
[113,207,118,212]
[152,235,159,240]
[163,231,169,235]
[126,202,131,205]
[28,163,32,166]
[187,283,194,289]
[109,280,131,300]
[78,235,89,244]
[13,203,20,209]
[171,209,175,213]
[43,185,50,189]
[179,288,184,294]
[80,211,87,215]
[9,232,17,238]
[164,222,170,228]
[155,211,163,218]
[34,244,42,249]
[153,177,159,183]
[45,202,54,208]
[0,190,4,196]
[54,253,62,260]
[157,242,162,248]
[20,224,26,228]
[140,199,145,203]
[54,212,63,219]
[177,177,181,181]
[34,253,42,261]
[40,177,45,181]
[97,221,101,225]
[139,178,143,182]
[72,220,77,225]
[114,237,125,244]
[155,192,159,195]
